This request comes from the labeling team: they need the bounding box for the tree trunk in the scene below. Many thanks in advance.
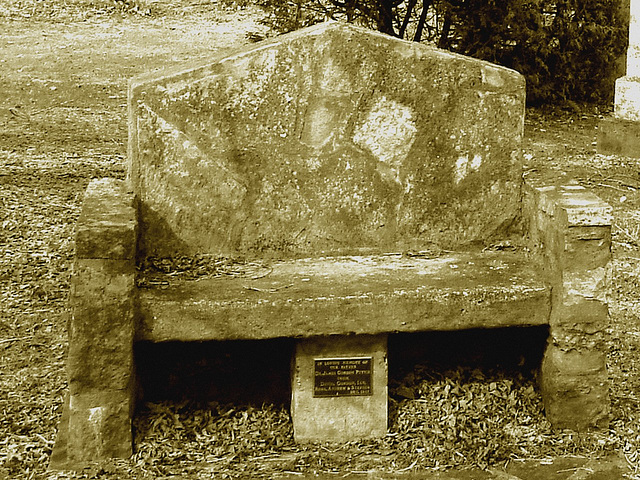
[413,0,431,42]
[399,0,418,39]
[438,8,452,49]
[376,0,397,36]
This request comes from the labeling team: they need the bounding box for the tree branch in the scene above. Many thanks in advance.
[413,0,431,42]
[399,0,418,39]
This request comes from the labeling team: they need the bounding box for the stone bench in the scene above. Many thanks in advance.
[51,22,613,469]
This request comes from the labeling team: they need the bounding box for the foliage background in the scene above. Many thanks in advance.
[258,0,628,105]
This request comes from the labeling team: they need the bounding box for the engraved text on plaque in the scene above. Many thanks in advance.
[313,357,373,397]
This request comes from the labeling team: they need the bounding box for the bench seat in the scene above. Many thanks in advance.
[137,251,550,342]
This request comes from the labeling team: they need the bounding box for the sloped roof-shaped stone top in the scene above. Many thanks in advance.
[128,22,526,258]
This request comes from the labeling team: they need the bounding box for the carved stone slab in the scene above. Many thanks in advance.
[129,22,526,258]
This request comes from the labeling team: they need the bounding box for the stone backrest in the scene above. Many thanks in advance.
[128,22,526,259]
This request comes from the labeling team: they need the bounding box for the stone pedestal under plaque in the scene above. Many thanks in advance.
[291,335,388,442]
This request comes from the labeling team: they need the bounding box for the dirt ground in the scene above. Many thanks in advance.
[1,1,640,479]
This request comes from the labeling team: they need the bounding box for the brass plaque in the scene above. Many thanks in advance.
[313,357,373,397]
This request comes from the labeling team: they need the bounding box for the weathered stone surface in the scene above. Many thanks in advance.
[291,335,388,442]
[69,391,133,458]
[615,76,640,123]
[51,179,137,470]
[531,183,613,228]
[523,178,612,430]
[50,391,134,469]
[55,258,136,468]
[540,345,610,430]
[523,180,612,284]
[129,22,525,258]
[75,178,137,260]
[552,297,609,329]
[137,251,550,342]
[68,259,136,393]
[598,116,640,157]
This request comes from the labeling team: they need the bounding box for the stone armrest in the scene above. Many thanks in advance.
[522,174,612,430]
[69,176,137,395]
[51,178,138,469]
[522,175,613,309]
[75,178,137,261]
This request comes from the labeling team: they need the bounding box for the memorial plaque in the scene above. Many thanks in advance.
[313,357,373,397]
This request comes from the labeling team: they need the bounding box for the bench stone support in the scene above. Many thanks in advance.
[50,179,137,469]
[525,181,613,430]
[291,334,388,442]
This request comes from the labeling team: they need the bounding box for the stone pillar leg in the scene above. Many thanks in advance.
[50,179,137,469]
[598,0,640,155]
[526,182,613,430]
[540,221,612,429]
[291,334,388,442]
